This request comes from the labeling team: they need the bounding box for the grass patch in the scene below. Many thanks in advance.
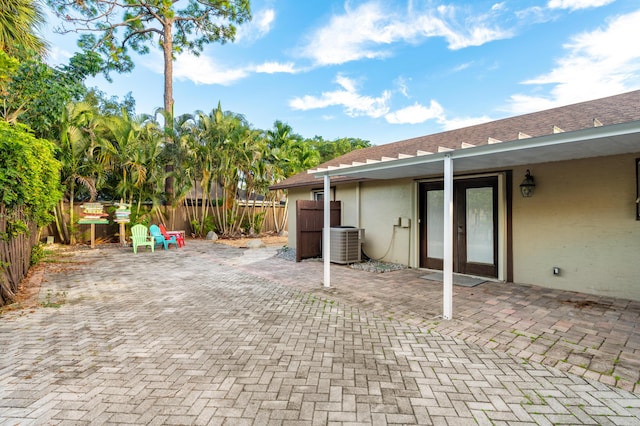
[41,290,67,308]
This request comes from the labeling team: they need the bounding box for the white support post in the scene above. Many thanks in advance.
[443,154,453,320]
[323,174,331,288]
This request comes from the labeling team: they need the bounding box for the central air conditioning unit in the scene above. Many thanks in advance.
[329,226,364,264]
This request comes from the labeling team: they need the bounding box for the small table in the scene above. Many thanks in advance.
[165,230,185,247]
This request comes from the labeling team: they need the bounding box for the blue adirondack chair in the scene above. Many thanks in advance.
[149,224,178,250]
[131,224,154,253]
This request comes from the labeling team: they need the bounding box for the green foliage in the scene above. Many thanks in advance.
[190,215,217,236]
[0,51,19,85]
[128,208,152,228]
[311,136,372,164]
[176,108,370,237]
[0,51,21,123]
[5,219,28,239]
[190,219,201,236]
[99,110,166,208]
[242,211,265,234]
[49,0,251,81]
[0,121,62,227]
[41,289,67,308]
[203,215,218,234]
[0,0,48,58]
[84,88,136,117]
[1,51,102,139]
[30,242,45,266]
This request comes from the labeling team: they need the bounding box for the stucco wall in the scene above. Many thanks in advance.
[287,152,640,301]
[512,154,640,301]
[357,180,415,264]
[287,180,415,264]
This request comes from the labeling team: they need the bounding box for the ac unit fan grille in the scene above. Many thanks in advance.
[328,227,364,264]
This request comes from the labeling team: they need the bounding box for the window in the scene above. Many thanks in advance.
[311,187,335,201]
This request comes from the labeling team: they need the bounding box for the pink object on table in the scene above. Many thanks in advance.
[159,224,185,247]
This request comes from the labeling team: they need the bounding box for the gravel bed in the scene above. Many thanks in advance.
[349,260,408,273]
[276,246,298,262]
[276,247,407,273]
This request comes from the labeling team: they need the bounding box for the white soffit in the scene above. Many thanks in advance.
[313,120,640,180]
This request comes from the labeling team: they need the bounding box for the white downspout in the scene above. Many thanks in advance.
[323,174,331,288]
[355,182,361,228]
[443,154,453,320]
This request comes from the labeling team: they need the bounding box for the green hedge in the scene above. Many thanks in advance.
[0,121,62,305]
[0,121,62,227]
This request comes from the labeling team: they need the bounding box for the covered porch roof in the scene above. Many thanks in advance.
[312,120,640,321]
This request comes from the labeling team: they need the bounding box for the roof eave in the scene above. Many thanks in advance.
[312,120,640,181]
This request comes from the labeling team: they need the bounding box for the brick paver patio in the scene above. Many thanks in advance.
[249,253,640,395]
[0,241,639,425]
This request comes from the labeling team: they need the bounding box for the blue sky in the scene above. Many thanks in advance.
[45,0,640,145]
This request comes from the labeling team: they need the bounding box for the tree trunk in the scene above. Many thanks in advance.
[55,200,69,244]
[69,186,76,245]
[162,19,175,206]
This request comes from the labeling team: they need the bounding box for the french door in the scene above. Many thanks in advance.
[419,177,499,278]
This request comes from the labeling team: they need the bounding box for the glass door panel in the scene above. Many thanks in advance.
[465,187,494,264]
[420,177,498,277]
[427,190,444,259]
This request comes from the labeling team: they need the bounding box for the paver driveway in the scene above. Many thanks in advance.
[1,241,639,425]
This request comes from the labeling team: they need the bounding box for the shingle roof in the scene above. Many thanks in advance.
[272,90,640,190]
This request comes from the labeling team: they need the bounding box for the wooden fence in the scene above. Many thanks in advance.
[42,202,289,244]
[0,204,38,306]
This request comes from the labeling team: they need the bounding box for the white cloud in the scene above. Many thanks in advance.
[492,3,507,12]
[299,1,511,66]
[173,53,249,85]
[453,61,473,72]
[547,0,615,11]
[394,76,410,98]
[416,4,511,50]
[385,101,444,124]
[255,62,297,74]
[515,6,552,25]
[289,74,391,118]
[235,8,275,42]
[298,2,393,66]
[383,100,492,129]
[149,51,298,86]
[288,72,491,129]
[48,45,73,66]
[508,9,640,114]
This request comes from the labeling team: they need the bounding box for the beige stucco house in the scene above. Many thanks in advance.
[272,90,640,307]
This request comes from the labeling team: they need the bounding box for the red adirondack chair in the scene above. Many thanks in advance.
[159,224,185,247]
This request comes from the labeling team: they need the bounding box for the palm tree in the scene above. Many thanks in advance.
[55,102,102,244]
[184,104,263,237]
[195,105,247,236]
[216,110,258,236]
[263,121,319,233]
[100,111,166,219]
[236,127,266,235]
[265,120,296,175]
[185,109,219,236]
[146,110,189,227]
[0,0,48,58]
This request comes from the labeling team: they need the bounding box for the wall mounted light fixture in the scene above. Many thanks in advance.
[520,169,536,198]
